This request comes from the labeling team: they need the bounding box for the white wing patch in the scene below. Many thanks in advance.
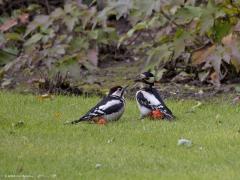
[141,91,161,106]
[90,99,123,121]
[98,100,121,110]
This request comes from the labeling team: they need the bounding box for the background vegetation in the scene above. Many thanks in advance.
[1,0,240,94]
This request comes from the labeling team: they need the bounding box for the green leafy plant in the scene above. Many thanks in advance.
[117,0,240,85]
[0,1,118,85]
[23,2,118,69]
[1,0,240,89]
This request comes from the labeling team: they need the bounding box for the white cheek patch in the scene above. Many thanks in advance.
[111,90,121,97]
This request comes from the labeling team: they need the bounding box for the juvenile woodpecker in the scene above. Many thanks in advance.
[135,71,174,120]
[70,86,128,125]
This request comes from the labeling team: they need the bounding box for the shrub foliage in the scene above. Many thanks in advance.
[1,0,240,86]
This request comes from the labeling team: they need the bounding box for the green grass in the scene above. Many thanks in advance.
[1,92,240,179]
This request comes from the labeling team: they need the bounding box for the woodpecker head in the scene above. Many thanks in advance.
[108,85,128,97]
[135,71,155,86]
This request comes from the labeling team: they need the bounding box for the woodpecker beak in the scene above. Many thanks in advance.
[123,85,129,91]
[120,85,128,97]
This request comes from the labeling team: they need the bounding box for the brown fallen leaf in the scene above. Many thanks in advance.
[54,112,62,120]
[222,33,240,72]
[222,33,233,45]
[0,19,18,32]
[0,13,29,32]
[18,13,29,24]
[37,94,54,101]
[210,72,221,87]
[192,45,216,66]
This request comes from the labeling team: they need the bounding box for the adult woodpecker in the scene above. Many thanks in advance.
[69,86,128,125]
[135,71,174,120]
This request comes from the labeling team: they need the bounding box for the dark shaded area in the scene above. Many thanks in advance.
[37,72,83,95]
[0,0,64,15]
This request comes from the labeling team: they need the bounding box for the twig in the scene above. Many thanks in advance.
[88,0,97,8]
[190,41,212,53]
[44,0,50,14]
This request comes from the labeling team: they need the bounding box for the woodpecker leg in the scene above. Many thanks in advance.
[150,110,164,120]
[96,117,107,125]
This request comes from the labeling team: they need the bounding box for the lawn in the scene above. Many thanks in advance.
[0,91,240,179]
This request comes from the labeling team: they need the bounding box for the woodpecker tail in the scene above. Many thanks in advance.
[154,106,175,120]
[64,116,88,125]
[164,113,175,120]
[70,119,84,124]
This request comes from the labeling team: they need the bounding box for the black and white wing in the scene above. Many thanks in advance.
[151,88,174,119]
[71,96,124,124]
[136,91,154,110]
[151,89,172,112]
[98,99,124,116]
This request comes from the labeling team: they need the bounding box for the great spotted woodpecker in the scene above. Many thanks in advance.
[70,86,128,125]
[135,72,174,120]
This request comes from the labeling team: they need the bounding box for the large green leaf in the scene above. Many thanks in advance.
[51,8,65,19]
[213,21,231,42]
[24,33,43,46]
[108,0,132,20]
[133,0,161,16]
[25,15,51,37]
[64,16,78,32]
[0,48,17,66]
[174,6,203,24]
[199,15,214,35]
[5,32,23,41]
[199,0,222,35]
[146,44,173,68]
[69,36,89,52]
[173,29,192,60]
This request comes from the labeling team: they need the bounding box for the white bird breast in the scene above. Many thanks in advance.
[104,106,124,121]
[135,90,161,116]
